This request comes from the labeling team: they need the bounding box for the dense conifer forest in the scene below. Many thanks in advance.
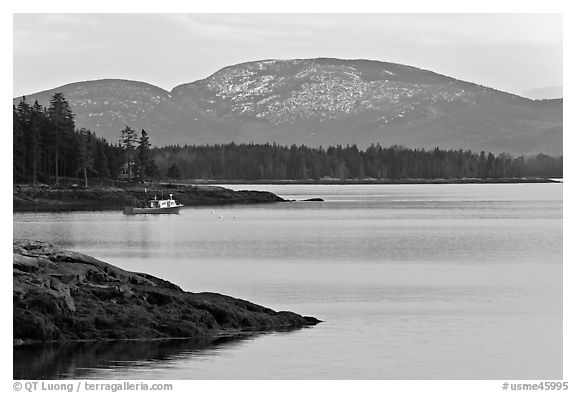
[13,94,562,185]
[152,143,562,181]
[13,94,155,185]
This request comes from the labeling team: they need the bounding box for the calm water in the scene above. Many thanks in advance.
[13,184,563,379]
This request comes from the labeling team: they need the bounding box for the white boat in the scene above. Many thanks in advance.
[123,194,184,215]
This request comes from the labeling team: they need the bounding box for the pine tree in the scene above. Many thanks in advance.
[137,129,151,183]
[76,128,95,187]
[119,126,138,181]
[15,99,32,182]
[47,93,75,185]
[29,101,45,186]
[13,104,25,182]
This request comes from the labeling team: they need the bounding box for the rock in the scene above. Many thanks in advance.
[13,240,320,344]
[302,198,324,202]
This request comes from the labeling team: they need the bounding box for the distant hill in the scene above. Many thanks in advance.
[521,86,563,100]
[14,58,563,155]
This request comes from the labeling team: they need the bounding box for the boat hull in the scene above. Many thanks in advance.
[123,205,183,215]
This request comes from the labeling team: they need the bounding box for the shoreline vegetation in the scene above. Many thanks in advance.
[13,178,559,212]
[13,183,285,212]
[187,177,560,185]
[14,93,562,191]
[13,240,320,346]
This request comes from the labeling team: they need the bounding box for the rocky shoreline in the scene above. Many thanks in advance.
[13,240,320,345]
[13,183,285,212]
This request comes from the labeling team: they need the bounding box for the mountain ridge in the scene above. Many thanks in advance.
[13,58,562,155]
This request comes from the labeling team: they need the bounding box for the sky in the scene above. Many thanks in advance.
[13,13,563,98]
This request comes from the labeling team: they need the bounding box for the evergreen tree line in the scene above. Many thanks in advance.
[153,143,563,180]
[117,125,159,182]
[13,94,156,186]
[13,93,562,184]
[14,94,122,185]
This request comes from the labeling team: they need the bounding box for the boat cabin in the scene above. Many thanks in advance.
[150,199,179,208]
[150,194,179,208]
[123,193,182,215]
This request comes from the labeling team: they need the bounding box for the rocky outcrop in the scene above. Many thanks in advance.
[13,184,285,212]
[160,184,285,205]
[13,240,319,344]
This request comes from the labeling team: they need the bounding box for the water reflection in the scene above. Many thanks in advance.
[13,184,562,379]
[14,329,302,380]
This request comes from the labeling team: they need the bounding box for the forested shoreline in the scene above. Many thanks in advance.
[13,94,125,186]
[13,93,562,186]
[153,143,562,181]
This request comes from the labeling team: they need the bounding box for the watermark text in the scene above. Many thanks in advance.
[502,382,568,391]
[13,381,173,393]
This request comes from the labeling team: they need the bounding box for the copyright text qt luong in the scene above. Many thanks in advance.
[13,381,173,393]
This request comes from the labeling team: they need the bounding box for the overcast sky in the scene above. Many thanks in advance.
[13,13,563,98]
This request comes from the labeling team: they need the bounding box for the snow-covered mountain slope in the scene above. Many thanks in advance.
[15,58,562,155]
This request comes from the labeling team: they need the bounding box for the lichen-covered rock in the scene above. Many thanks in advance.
[13,240,319,344]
